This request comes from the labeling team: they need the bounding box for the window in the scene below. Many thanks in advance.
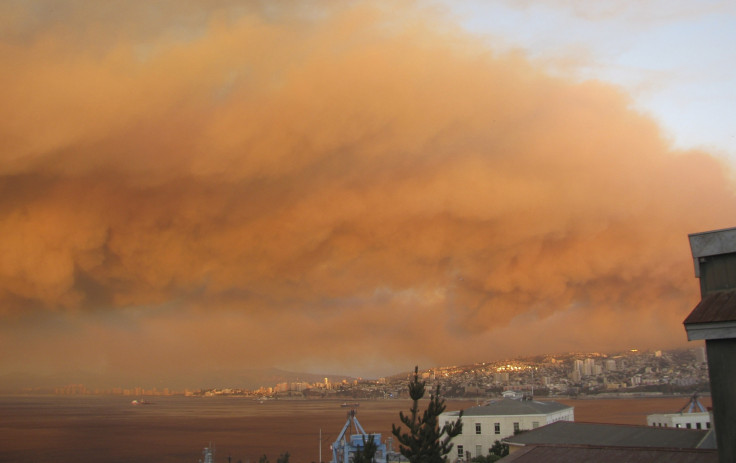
[475,445,482,457]
[696,422,702,429]
[532,421,539,429]
[475,423,481,434]
[494,423,500,434]
[513,422,520,433]
[457,445,464,459]
[706,422,711,429]
[686,423,692,429]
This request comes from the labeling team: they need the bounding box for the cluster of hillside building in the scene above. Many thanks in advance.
[408,346,709,399]
[50,346,708,399]
[187,346,708,400]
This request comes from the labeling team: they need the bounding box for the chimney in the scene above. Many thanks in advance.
[684,226,736,462]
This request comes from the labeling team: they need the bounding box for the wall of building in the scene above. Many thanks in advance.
[646,411,711,430]
[706,338,736,462]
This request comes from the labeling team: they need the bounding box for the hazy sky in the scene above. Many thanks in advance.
[2,0,735,390]
[448,0,736,160]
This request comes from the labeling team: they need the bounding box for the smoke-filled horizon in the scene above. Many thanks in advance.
[1,1,734,388]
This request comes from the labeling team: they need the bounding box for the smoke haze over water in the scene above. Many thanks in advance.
[1,1,734,387]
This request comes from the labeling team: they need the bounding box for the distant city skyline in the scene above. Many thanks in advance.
[10,345,707,397]
[1,1,735,390]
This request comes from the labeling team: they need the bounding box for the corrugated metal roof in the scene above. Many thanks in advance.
[683,289,736,324]
[503,421,708,449]
[443,398,572,417]
[500,444,718,463]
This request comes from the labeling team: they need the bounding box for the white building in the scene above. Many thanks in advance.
[647,411,711,430]
[647,395,712,431]
[439,395,574,461]
[583,358,596,376]
[573,359,584,376]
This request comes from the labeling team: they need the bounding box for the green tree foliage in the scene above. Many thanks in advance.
[468,440,508,463]
[258,455,269,463]
[352,434,378,463]
[469,455,501,463]
[277,452,290,463]
[489,440,508,457]
[391,367,463,463]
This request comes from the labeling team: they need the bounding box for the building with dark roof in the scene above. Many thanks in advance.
[684,226,736,462]
[499,444,718,462]
[503,420,714,451]
[439,396,573,461]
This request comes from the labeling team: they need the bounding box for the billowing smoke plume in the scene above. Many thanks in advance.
[1,1,733,386]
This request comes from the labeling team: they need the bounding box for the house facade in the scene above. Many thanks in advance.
[439,396,573,461]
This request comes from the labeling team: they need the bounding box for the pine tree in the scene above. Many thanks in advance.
[352,434,378,463]
[391,367,463,463]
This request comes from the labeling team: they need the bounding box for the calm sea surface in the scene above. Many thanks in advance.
[0,395,710,463]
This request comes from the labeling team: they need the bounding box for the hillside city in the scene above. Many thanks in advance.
[52,346,710,399]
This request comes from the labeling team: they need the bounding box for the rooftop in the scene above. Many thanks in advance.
[499,444,718,463]
[503,421,712,449]
[443,397,572,417]
[684,289,736,340]
[684,290,736,325]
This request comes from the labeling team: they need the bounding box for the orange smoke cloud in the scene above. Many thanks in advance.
[0,1,733,387]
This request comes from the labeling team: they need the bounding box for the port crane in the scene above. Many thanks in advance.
[330,409,394,463]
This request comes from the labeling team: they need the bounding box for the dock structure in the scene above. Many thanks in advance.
[199,444,214,463]
[331,410,397,463]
